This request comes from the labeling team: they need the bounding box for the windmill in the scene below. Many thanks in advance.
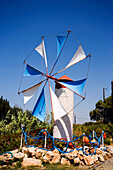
[18,30,91,141]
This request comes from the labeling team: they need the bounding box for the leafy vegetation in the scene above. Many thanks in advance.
[0,96,113,154]
[89,96,112,123]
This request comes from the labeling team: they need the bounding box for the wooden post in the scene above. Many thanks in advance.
[44,129,47,149]
[102,131,104,148]
[93,130,94,140]
[111,81,113,124]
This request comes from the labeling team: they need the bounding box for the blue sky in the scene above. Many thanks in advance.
[0,0,113,124]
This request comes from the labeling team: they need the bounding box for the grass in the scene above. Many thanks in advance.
[0,164,90,170]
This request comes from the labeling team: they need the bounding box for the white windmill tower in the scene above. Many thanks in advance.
[54,75,74,141]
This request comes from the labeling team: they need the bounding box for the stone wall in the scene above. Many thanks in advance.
[0,146,113,168]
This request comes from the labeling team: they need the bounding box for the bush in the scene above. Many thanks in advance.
[104,138,111,145]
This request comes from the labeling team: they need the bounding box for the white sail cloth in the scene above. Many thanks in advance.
[65,45,86,69]
[22,82,43,104]
[35,39,47,68]
[50,87,67,120]
[50,87,73,141]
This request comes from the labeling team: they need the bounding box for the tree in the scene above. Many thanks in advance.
[0,96,11,121]
[89,96,112,123]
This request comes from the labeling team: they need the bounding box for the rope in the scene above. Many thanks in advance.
[22,128,106,155]
[0,151,13,165]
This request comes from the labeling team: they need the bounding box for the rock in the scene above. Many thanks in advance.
[22,147,28,154]
[61,157,70,165]
[72,149,78,157]
[107,146,113,154]
[73,157,80,164]
[96,148,103,154]
[52,149,60,154]
[12,162,18,166]
[46,151,54,160]
[43,151,54,163]
[64,150,77,160]
[11,149,19,155]
[92,154,98,163]
[1,165,7,168]
[0,152,13,163]
[22,157,42,167]
[79,160,85,165]
[35,149,46,159]
[24,154,28,158]
[77,154,84,161]
[84,155,94,165]
[13,152,25,159]
[78,150,83,155]
[106,152,112,158]
[98,154,105,162]
[90,148,96,154]
[49,153,61,164]
[27,147,36,157]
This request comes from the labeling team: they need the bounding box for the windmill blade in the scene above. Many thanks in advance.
[65,45,87,69]
[52,46,91,77]
[35,39,48,68]
[55,78,87,99]
[23,62,44,76]
[49,30,71,76]
[31,87,46,122]
[18,80,46,104]
[50,86,67,121]
[56,35,67,56]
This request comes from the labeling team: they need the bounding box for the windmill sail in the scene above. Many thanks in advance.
[20,81,44,104]
[57,36,67,56]
[31,87,46,122]
[50,86,67,120]
[35,39,47,68]
[65,45,86,69]
[24,63,43,76]
[57,78,87,98]
[51,45,88,76]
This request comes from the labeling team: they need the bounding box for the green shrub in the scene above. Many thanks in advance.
[104,138,111,145]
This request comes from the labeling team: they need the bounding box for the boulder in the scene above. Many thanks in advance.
[73,157,80,164]
[35,149,46,159]
[96,148,102,154]
[64,150,77,160]
[43,151,54,163]
[22,147,28,154]
[13,152,25,159]
[11,149,19,155]
[78,150,83,155]
[98,154,105,162]
[92,154,98,163]
[49,153,61,164]
[27,147,36,157]
[107,146,113,154]
[22,157,42,167]
[84,155,94,165]
[61,157,70,165]
[77,154,84,161]
[106,152,112,158]
[52,149,60,154]
[90,148,96,154]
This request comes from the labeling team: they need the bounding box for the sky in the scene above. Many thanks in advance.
[0,0,113,124]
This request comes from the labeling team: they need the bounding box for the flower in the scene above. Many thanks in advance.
[8,141,11,144]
